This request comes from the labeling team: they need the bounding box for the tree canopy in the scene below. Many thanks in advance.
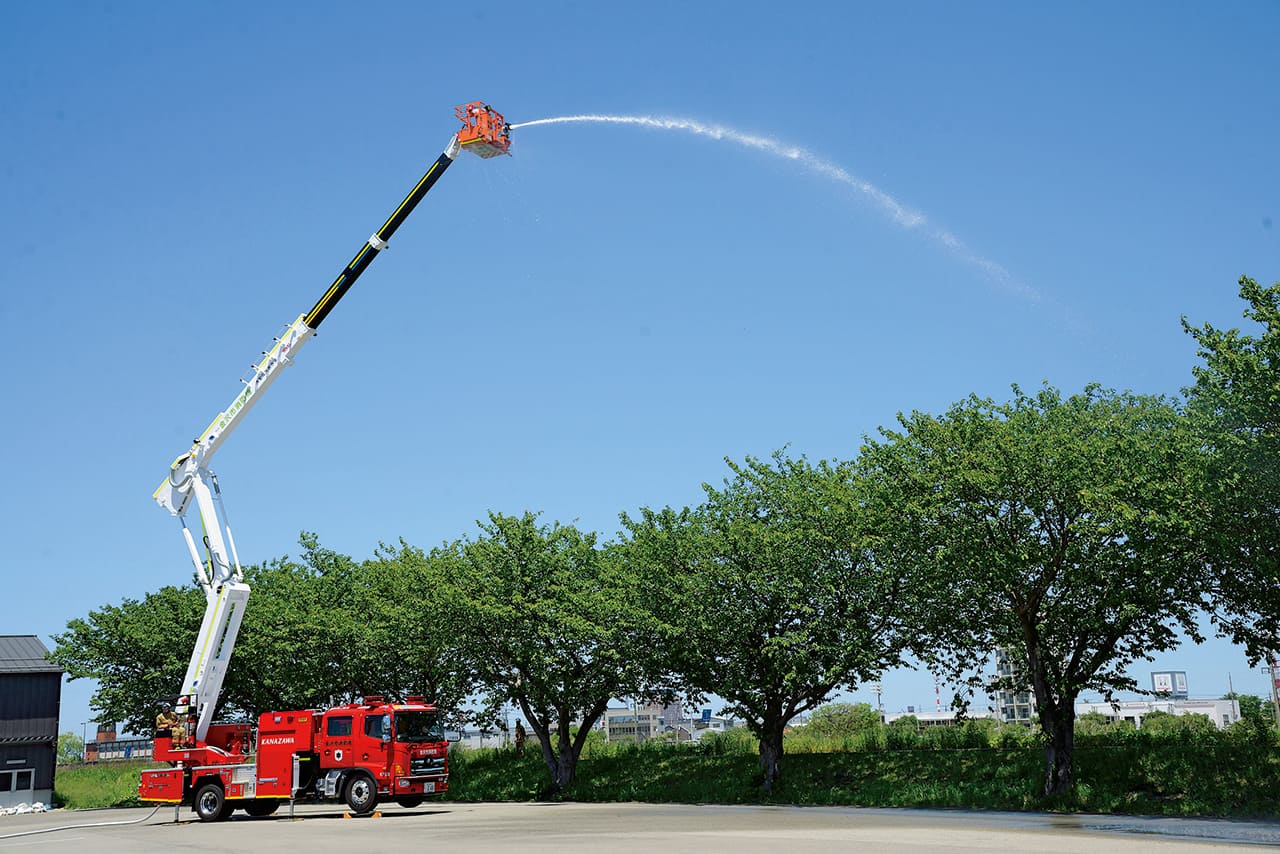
[53,583,204,734]
[857,385,1209,795]
[434,512,670,792]
[622,453,915,792]
[1184,276,1280,661]
[52,533,474,732]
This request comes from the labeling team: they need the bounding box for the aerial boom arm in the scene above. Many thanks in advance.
[153,104,511,743]
[155,134,466,519]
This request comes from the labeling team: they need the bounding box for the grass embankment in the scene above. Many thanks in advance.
[55,739,1280,817]
[54,760,157,809]
[448,739,1280,817]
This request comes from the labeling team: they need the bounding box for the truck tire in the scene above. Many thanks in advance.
[396,796,424,808]
[244,799,280,817]
[193,781,228,822]
[344,772,379,815]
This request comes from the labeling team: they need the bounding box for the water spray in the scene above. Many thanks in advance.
[510,114,1030,298]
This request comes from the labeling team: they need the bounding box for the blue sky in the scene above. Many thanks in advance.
[3,2,1278,733]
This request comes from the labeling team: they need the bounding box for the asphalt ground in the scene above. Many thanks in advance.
[1,802,1278,852]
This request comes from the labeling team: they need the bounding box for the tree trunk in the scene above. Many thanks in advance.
[757,716,786,794]
[1021,620,1076,798]
[521,698,609,794]
[552,745,577,791]
[518,699,569,793]
[534,707,587,792]
[1040,704,1075,797]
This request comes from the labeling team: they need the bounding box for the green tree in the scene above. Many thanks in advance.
[1223,692,1277,740]
[1183,276,1280,662]
[436,512,666,792]
[57,732,85,765]
[362,541,481,729]
[622,453,914,793]
[52,584,204,733]
[805,702,882,738]
[225,539,370,716]
[1238,693,1276,729]
[858,385,1208,797]
[52,533,474,731]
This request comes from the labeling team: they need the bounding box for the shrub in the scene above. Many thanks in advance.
[805,703,882,739]
[699,727,756,756]
[1226,717,1280,746]
[1136,711,1219,744]
[992,723,1040,749]
[960,718,999,748]
[885,717,920,750]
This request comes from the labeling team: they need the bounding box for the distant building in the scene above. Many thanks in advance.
[0,636,63,807]
[883,709,998,728]
[994,649,1035,724]
[662,714,738,742]
[604,707,662,743]
[83,724,153,762]
[1150,671,1189,699]
[641,701,683,729]
[1075,698,1239,730]
[454,727,509,751]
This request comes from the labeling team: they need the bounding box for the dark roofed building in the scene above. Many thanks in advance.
[0,635,63,807]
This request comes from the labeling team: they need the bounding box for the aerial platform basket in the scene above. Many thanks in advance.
[455,102,512,158]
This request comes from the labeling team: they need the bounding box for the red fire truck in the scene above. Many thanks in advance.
[139,104,511,820]
[141,695,451,819]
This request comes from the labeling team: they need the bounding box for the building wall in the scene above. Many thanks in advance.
[454,729,509,750]
[0,673,60,743]
[883,710,998,727]
[604,710,660,743]
[0,672,61,807]
[1075,698,1240,730]
[85,737,154,762]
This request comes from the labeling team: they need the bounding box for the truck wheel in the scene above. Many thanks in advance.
[244,799,280,817]
[396,796,424,808]
[343,772,379,815]
[193,781,227,822]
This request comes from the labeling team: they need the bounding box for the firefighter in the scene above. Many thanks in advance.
[156,702,187,747]
[514,719,527,757]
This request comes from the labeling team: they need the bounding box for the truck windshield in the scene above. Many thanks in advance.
[394,711,444,742]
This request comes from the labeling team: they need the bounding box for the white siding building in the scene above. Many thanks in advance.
[1075,698,1240,730]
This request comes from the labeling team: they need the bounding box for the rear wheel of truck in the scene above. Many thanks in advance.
[244,799,280,817]
[344,772,379,815]
[193,781,228,822]
[396,796,424,808]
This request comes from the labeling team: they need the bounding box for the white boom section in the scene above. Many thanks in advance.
[154,314,314,741]
[155,314,315,518]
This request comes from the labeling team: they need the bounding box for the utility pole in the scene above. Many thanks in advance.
[1269,654,1280,729]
